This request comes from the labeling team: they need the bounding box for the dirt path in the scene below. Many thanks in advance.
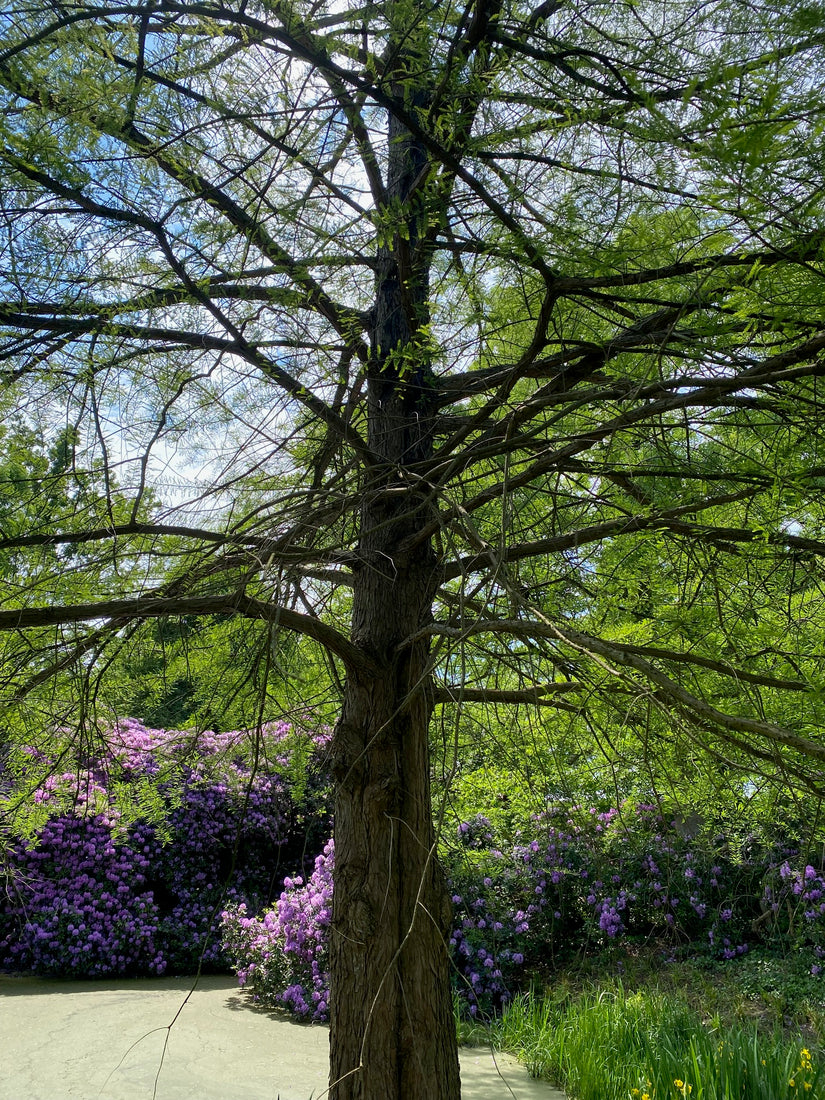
[0,975,566,1100]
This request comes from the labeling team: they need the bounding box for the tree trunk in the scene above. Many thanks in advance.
[329,559,460,1100]
[329,372,458,1100]
[328,29,460,1096]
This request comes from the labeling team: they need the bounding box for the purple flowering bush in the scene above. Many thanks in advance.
[0,719,332,977]
[445,802,825,1013]
[762,859,825,967]
[0,814,165,977]
[448,812,590,1015]
[220,839,333,1020]
[217,803,825,1023]
[400,805,825,1019]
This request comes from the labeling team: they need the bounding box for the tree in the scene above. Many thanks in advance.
[3,2,825,1097]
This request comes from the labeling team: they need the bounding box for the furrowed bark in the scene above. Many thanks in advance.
[330,542,458,1099]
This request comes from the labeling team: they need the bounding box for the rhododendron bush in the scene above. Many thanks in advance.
[0,718,331,976]
[221,839,333,1020]
[4,721,824,1020]
[447,807,825,1015]
[220,804,825,1023]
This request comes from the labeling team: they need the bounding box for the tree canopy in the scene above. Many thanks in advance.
[3,1,825,1097]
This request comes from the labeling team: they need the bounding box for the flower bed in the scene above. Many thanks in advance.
[4,724,823,1022]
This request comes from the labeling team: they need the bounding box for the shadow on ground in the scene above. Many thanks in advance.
[0,975,565,1100]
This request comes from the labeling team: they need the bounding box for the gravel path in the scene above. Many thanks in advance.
[0,975,566,1100]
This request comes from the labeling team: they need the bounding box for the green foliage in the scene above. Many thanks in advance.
[3,0,825,809]
[101,612,339,735]
[4,4,825,1090]
[732,950,825,1020]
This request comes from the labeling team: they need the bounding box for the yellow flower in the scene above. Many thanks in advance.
[675,1082,684,1090]
[804,1084,812,1092]
[641,1093,650,1100]
[790,1079,796,1088]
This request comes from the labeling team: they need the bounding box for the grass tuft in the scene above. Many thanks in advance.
[471,983,825,1099]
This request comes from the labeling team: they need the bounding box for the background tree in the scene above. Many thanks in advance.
[3,2,825,1098]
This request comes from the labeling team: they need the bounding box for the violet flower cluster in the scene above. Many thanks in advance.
[0,718,331,977]
[220,838,333,1020]
[0,814,164,977]
[219,805,825,1023]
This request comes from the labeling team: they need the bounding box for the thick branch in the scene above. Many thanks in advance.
[432,683,582,709]
[0,522,265,551]
[0,594,371,673]
[407,619,825,763]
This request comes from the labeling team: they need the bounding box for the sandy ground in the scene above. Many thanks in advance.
[0,975,566,1100]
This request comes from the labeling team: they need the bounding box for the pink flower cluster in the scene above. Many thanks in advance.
[221,839,333,1020]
